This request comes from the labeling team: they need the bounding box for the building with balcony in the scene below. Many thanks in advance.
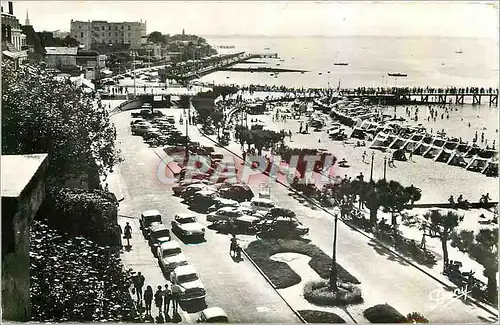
[70,19,146,50]
[1,1,28,67]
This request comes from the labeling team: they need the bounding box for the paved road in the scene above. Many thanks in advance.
[166,108,498,323]
[111,109,301,323]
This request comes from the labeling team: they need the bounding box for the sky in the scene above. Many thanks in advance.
[3,1,499,38]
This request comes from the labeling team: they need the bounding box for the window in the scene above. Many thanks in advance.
[109,32,111,36]
[80,32,83,37]
[108,26,111,30]
[128,26,131,30]
[115,26,117,30]
[101,26,104,30]
[128,33,131,37]
[115,32,117,36]
[102,32,104,37]
[121,25,124,29]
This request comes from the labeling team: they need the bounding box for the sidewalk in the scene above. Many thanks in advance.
[117,216,194,323]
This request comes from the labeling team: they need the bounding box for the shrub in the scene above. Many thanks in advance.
[37,187,119,246]
[406,312,429,323]
[363,304,408,323]
[245,239,360,289]
[303,279,363,306]
[298,310,346,323]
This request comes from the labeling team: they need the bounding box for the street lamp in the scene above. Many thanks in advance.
[329,206,341,291]
[383,155,387,180]
[370,151,375,182]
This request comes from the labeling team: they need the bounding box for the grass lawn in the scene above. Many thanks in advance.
[298,310,346,323]
[245,239,360,289]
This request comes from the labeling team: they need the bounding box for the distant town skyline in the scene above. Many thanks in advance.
[4,1,499,39]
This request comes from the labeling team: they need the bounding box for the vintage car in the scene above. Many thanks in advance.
[157,240,188,273]
[207,198,240,213]
[173,179,213,196]
[140,210,163,238]
[148,224,171,247]
[179,184,214,199]
[197,307,228,323]
[210,215,261,235]
[171,214,205,239]
[206,207,244,223]
[170,265,207,301]
[258,216,309,238]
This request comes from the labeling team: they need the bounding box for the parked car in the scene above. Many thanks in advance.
[151,236,172,257]
[132,123,152,136]
[171,214,205,238]
[207,198,239,213]
[180,184,214,199]
[197,307,228,323]
[206,207,244,223]
[148,224,171,247]
[157,240,188,273]
[218,184,254,202]
[245,198,276,214]
[140,210,162,238]
[173,179,212,196]
[186,190,218,209]
[170,265,206,301]
[258,216,309,238]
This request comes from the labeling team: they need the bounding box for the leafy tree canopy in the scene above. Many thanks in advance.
[2,62,121,187]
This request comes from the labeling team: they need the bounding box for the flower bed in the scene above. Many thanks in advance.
[245,239,360,289]
[298,310,346,323]
[303,280,363,306]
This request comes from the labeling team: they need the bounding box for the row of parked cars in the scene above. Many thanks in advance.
[131,109,190,147]
[138,210,228,322]
[173,179,310,238]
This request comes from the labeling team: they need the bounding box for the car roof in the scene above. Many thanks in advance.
[159,240,181,250]
[218,207,238,212]
[251,198,274,204]
[174,264,197,276]
[202,307,227,319]
[175,213,196,219]
[150,224,169,231]
[142,210,161,217]
[196,190,216,195]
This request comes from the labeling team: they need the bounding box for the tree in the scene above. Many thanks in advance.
[62,35,80,47]
[378,180,413,245]
[147,31,167,45]
[406,210,464,272]
[211,110,224,139]
[404,184,422,206]
[451,228,498,305]
[2,62,121,188]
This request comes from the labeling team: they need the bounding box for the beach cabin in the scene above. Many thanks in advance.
[402,139,419,152]
[414,143,431,156]
[456,143,471,154]
[431,138,446,148]
[422,135,433,145]
[389,137,407,150]
[483,161,498,177]
[443,140,459,150]
[423,146,442,159]
[370,132,391,150]
[448,152,468,167]
[409,133,425,142]
[434,148,454,163]
[465,156,490,173]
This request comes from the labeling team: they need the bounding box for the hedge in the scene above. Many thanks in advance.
[298,310,346,323]
[245,239,360,289]
[363,304,408,323]
[37,187,119,246]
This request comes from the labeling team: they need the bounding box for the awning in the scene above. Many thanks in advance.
[2,50,27,60]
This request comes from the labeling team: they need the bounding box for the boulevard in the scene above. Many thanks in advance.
[110,103,497,323]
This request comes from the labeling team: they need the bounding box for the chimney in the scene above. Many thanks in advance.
[8,1,13,15]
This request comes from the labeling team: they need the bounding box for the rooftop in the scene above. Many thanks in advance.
[45,46,78,56]
[1,154,48,198]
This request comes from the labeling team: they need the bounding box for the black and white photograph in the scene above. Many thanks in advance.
[1,0,499,323]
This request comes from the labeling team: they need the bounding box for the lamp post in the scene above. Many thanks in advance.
[132,51,137,98]
[370,151,375,182]
[329,206,341,290]
[383,155,387,180]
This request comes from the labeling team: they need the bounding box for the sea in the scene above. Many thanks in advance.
[197,35,499,144]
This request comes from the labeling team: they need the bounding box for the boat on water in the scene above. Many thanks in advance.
[264,47,270,50]
[455,46,463,54]
[334,63,348,66]
[388,73,408,77]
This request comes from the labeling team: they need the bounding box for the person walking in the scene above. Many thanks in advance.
[144,285,153,316]
[171,282,183,316]
[154,285,163,315]
[408,151,413,161]
[132,272,145,302]
[124,222,132,247]
[163,284,172,318]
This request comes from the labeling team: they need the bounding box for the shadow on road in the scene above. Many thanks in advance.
[367,239,409,267]
[180,298,207,313]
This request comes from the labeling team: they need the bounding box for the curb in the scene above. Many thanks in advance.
[241,248,307,324]
[197,128,499,319]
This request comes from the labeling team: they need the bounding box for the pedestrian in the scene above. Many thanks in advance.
[163,283,172,317]
[362,151,367,163]
[171,282,183,316]
[154,285,163,315]
[144,285,153,316]
[420,233,426,249]
[132,272,145,302]
[114,223,123,249]
[124,222,132,247]
[408,151,413,161]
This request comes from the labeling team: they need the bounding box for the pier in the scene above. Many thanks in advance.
[342,87,499,106]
